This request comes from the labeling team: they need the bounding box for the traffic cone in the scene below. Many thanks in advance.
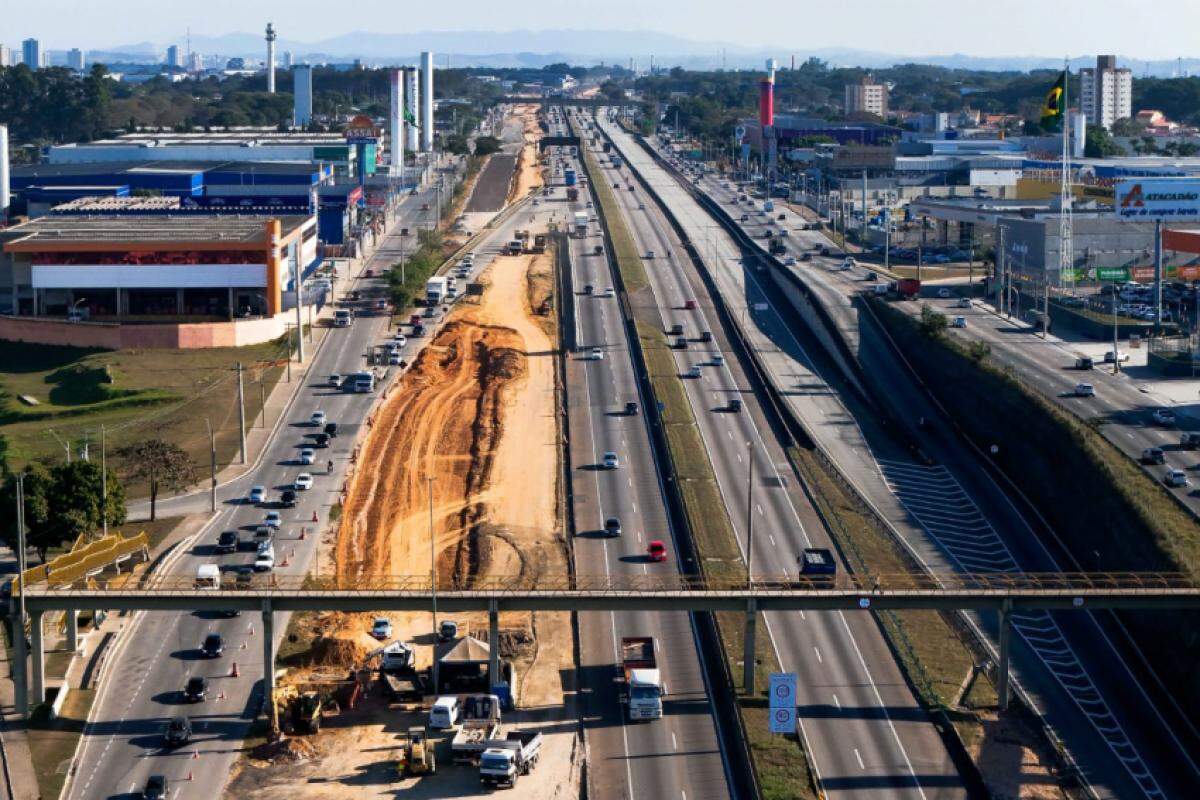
[300,528,307,541]
[187,771,194,782]
[312,511,318,522]
[240,641,247,650]
[248,625,255,637]
[217,691,225,700]
[232,662,240,677]
[191,749,199,760]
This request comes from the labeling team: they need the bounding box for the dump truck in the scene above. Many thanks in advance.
[396,726,437,776]
[479,730,544,787]
[618,637,665,721]
[451,694,502,763]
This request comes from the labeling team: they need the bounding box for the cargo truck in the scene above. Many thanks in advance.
[566,186,579,202]
[426,277,448,305]
[479,731,544,788]
[573,211,589,238]
[532,234,547,253]
[798,548,837,586]
[564,169,577,186]
[889,278,921,300]
[618,637,666,720]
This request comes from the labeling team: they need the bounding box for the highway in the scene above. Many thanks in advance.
[63,179,460,800]
[580,111,965,798]
[549,114,734,800]
[654,136,1200,799]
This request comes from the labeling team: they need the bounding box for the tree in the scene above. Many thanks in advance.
[1084,126,1125,159]
[444,134,471,156]
[917,304,948,338]
[117,439,195,521]
[0,460,124,562]
[472,136,502,156]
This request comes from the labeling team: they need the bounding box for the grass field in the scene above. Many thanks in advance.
[0,338,291,496]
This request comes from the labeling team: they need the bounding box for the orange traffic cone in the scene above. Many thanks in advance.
[187,771,194,782]
[248,625,254,636]
[217,691,225,700]
[300,528,307,541]
[311,511,318,522]
[231,661,240,677]
[191,750,198,760]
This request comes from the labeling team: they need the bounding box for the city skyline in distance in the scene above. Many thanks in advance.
[5,0,1200,65]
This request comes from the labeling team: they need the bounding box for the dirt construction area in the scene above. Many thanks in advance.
[510,104,545,202]
[227,250,577,799]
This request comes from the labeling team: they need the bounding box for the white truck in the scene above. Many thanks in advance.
[479,730,544,788]
[425,276,448,305]
[451,694,502,763]
[618,637,666,720]
[574,211,589,238]
[195,563,221,589]
[333,309,352,327]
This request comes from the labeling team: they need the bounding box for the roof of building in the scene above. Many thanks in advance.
[2,214,311,250]
[52,196,182,212]
[438,636,491,664]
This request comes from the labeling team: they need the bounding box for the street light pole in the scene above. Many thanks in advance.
[744,441,755,589]
[428,475,439,692]
[204,418,217,512]
[100,424,108,537]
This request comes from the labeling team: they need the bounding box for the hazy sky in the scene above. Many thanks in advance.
[4,0,1198,58]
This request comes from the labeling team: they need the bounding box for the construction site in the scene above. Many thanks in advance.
[226,104,578,799]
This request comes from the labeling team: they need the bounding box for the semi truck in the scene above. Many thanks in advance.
[574,211,590,238]
[618,637,666,720]
[479,731,544,788]
[426,277,448,305]
[564,169,577,186]
[566,186,579,202]
[798,548,837,586]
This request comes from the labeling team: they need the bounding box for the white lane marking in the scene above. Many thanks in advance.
[813,646,823,664]
[832,694,840,709]
[768,534,776,547]
[672,732,679,751]
[855,748,865,770]
[756,504,763,516]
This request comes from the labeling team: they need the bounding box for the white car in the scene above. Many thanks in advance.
[1165,469,1190,488]
[371,618,393,640]
[327,373,342,388]
[1152,408,1177,426]
[310,410,327,427]
[601,451,620,469]
[248,485,266,504]
[263,511,282,529]
[712,353,725,366]
[1074,383,1095,398]
[602,287,615,298]
[299,448,316,465]
[645,250,656,259]
[393,332,407,345]
[1104,351,1130,363]
[254,549,276,572]
[840,258,855,270]
[588,348,604,361]
[951,316,967,328]
[685,365,703,379]
[956,297,972,309]
[783,256,797,266]
[294,473,314,490]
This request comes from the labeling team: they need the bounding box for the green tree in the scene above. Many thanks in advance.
[917,304,948,338]
[0,463,53,560]
[0,460,123,561]
[1084,126,1125,159]
[473,136,502,156]
[117,439,194,521]
[444,134,471,156]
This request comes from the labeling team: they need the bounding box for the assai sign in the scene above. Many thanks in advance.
[1115,178,1200,221]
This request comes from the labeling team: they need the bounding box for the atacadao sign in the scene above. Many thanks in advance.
[1115,178,1200,221]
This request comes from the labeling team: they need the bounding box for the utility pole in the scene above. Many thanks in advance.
[100,425,108,537]
[861,169,868,247]
[14,474,28,717]
[236,362,247,465]
[204,418,217,512]
[259,379,267,428]
[998,226,1006,315]
[293,254,305,363]
[429,475,439,693]
[744,441,755,589]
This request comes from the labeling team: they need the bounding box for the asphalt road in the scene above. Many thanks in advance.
[65,181,465,800]
[667,153,1200,799]
[587,112,966,799]
[548,123,733,799]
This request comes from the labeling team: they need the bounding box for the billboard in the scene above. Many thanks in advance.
[1115,178,1200,221]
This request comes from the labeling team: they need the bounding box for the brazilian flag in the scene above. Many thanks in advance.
[1040,71,1066,129]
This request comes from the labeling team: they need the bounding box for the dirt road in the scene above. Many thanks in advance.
[510,104,545,202]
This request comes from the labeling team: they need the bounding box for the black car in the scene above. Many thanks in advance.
[163,716,191,747]
[216,530,238,554]
[323,422,339,438]
[312,433,330,448]
[143,775,169,800]
[625,402,639,416]
[280,489,297,508]
[201,633,224,658]
[183,676,208,703]
[604,517,622,538]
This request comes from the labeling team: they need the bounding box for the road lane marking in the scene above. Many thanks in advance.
[832,694,840,708]
[672,732,678,750]
[813,646,822,664]
[855,748,865,770]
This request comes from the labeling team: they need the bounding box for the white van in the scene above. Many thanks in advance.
[429,696,460,729]
[196,564,220,590]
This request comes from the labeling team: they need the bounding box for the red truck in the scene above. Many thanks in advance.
[890,278,921,300]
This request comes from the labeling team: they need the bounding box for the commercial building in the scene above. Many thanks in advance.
[22,38,41,70]
[166,45,180,68]
[1080,55,1132,131]
[0,44,11,68]
[47,131,369,177]
[67,48,85,71]
[844,75,888,117]
[0,214,319,338]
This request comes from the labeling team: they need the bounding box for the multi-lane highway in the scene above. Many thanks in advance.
[642,131,1200,799]
[578,111,965,798]
[548,111,734,800]
[63,180,461,800]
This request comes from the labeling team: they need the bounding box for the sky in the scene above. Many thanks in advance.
[4,0,1199,59]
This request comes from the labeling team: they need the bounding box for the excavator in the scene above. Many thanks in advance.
[271,686,325,736]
